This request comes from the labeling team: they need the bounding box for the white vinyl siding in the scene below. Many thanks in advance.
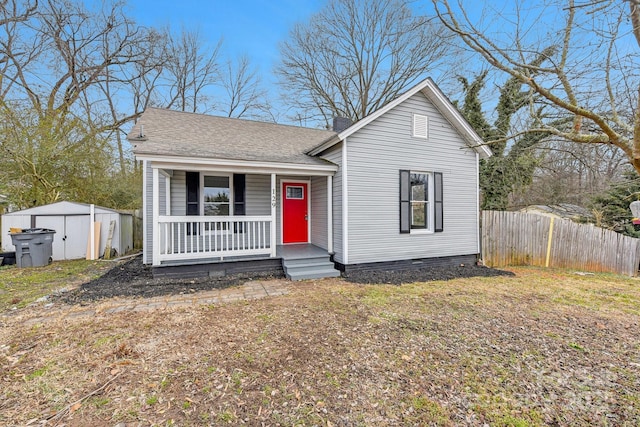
[311,175,328,250]
[245,174,271,215]
[319,143,343,262]
[158,173,167,216]
[346,92,479,264]
[143,161,153,264]
[170,170,186,215]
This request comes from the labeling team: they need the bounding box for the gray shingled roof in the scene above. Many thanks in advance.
[128,108,337,166]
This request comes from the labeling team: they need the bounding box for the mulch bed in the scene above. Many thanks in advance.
[59,255,513,304]
[58,256,283,304]
[343,265,515,285]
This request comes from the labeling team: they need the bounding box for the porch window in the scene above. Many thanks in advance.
[203,176,230,216]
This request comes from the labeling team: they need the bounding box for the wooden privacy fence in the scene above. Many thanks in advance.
[482,210,640,276]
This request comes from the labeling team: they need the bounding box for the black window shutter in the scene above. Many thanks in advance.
[186,171,199,216]
[434,172,443,232]
[233,174,246,216]
[399,170,411,233]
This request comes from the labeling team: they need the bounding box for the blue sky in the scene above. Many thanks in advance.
[128,0,325,84]
[122,0,523,122]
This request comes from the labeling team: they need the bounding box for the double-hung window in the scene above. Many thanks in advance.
[400,170,443,234]
[203,175,231,232]
[203,176,230,216]
[410,173,430,230]
[185,172,246,234]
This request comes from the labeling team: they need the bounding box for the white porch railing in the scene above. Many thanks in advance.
[157,215,273,262]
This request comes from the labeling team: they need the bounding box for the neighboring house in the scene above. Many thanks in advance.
[129,78,492,280]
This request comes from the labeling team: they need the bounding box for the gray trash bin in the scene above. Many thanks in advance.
[10,228,56,267]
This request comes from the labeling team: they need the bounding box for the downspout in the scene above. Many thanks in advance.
[327,175,333,254]
[342,137,348,265]
[476,152,481,256]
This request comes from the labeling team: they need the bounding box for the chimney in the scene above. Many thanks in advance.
[332,116,352,133]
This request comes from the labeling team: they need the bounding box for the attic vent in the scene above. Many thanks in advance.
[413,114,428,139]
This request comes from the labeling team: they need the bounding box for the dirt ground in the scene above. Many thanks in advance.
[1,266,639,426]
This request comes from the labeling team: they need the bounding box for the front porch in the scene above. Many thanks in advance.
[145,160,338,276]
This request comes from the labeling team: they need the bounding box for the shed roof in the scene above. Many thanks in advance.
[128,108,337,166]
[520,204,593,221]
[3,201,129,216]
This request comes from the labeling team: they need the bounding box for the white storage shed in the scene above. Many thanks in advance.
[1,201,133,260]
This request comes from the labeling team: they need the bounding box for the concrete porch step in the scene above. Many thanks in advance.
[283,255,332,268]
[279,244,341,281]
[285,265,341,281]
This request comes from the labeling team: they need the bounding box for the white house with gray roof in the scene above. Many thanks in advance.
[129,78,491,280]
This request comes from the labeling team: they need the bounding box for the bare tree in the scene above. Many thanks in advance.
[0,0,37,28]
[95,27,168,175]
[433,0,640,174]
[0,0,152,207]
[219,54,270,119]
[512,138,628,207]
[162,28,221,113]
[277,0,451,124]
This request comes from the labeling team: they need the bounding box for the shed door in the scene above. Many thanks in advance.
[282,182,309,244]
[34,216,65,260]
[35,215,90,260]
[64,215,90,259]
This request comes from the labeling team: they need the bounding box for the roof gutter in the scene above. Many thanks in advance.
[135,153,338,176]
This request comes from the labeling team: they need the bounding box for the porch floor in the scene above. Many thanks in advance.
[276,244,330,260]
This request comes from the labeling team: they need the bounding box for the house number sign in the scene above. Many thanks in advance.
[271,189,277,208]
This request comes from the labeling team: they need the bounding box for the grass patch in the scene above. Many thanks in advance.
[25,365,49,381]
[0,259,107,310]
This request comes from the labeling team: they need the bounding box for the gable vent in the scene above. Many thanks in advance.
[413,114,428,139]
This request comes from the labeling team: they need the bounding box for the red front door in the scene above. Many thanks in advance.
[283,182,308,243]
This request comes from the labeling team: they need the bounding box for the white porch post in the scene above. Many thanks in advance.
[327,175,333,254]
[152,167,160,266]
[270,173,277,257]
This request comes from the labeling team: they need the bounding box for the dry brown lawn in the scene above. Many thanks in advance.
[1,267,639,426]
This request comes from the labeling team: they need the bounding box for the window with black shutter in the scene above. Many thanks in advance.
[399,170,443,233]
[233,174,246,216]
[186,171,199,215]
[399,170,411,233]
[434,172,443,232]
[185,171,199,235]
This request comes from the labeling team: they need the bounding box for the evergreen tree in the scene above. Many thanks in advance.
[457,72,540,210]
[591,170,640,237]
